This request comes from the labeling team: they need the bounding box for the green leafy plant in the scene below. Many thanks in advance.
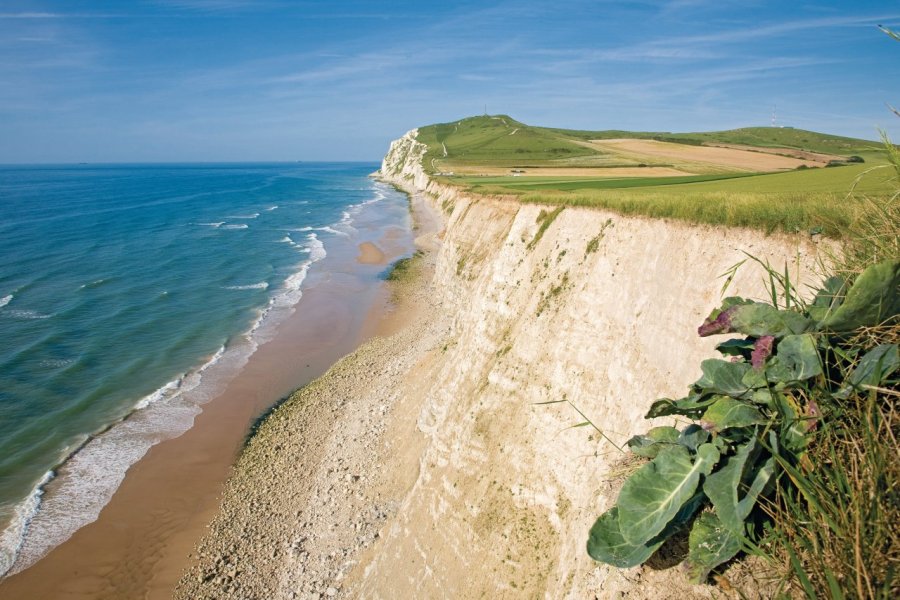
[587,259,899,584]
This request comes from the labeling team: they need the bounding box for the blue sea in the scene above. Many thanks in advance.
[0,162,410,575]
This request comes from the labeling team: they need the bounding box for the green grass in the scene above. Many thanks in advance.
[528,206,565,249]
[417,115,596,172]
[535,125,883,156]
[416,115,894,235]
[417,115,883,175]
[452,163,895,236]
[456,172,761,192]
[385,251,424,281]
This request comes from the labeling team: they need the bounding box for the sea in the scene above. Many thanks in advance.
[0,162,410,577]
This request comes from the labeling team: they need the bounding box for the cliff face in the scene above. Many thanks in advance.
[361,130,821,598]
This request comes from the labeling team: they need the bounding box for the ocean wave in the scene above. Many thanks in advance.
[197,222,224,228]
[282,263,312,293]
[79,278,110,290]
[220,224,249,230]
[224,282,269,290]
[4,345,230,575]
[39,358,76,369]
[4,310,52,320]
[287,226,314,232]
[0,471,52,577]
[316,226,348,237]
[0,294,12,309]
[265,205,278,211]
[225,213,259,219]
[305,233,327,262]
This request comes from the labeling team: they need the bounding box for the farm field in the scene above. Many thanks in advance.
[418,115,893,234]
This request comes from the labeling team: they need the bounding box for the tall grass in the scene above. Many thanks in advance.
[520,189,865,236]
[758,134,900,599]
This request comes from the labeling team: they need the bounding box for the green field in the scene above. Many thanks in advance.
[416,115,894,235]
[418,115,884,172]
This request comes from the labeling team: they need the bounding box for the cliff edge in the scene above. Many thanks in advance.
[177,128,822,600]
[363,129,820,597]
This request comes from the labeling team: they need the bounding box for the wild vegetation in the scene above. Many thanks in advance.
[586,253,898,591]
[584,32,900,593]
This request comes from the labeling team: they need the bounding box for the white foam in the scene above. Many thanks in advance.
[225,213,259,219]
[39,359,76,369]
[305,233,327,262]
[0,295,11,309]
[79,279,108,290]
[221,224,249,230]
[132,377,181,411]
[4,310,52,320]
[282,263,311,293]
[265,205,278,211]
[287,226,314,232]
[197,222,224,228]
[316,226,348,237]
[270,233,327,311]
[224,282,269,290]
[0,471,52,577]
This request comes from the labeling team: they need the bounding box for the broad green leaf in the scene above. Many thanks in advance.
[618,444,719,545]
[716,338,755,358]
[695,359,752,398]
[821,260,900,332]
[703,438,775,534]
[703,297,753,323]
[686,511,744,583]
[700,398,768,432]
[587,507,665,568]
[729,303,813,337]
[645,393,716,419]
[627,426,680,458]
[837,344,899,398]
[677,424,710,451]
[740,366,768,390]
[765,334,822,383]
[749,388,777,407]
[807,275,847,322]
[588,493,707,568]
[770,394,809,455]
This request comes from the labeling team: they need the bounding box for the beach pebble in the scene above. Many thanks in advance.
[325,587,338,597]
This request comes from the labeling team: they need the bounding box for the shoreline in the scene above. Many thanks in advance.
[0,183,419,600]
[174,187,444,599]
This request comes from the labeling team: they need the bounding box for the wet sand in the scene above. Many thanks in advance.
[0,209,413,600]
[356,241,386,265]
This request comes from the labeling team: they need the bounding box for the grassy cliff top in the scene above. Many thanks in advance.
[413,115,893,236]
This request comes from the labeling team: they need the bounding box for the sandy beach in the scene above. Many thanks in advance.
[174,196,444,599]
[356,241,386,265]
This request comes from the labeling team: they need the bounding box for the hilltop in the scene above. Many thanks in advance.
[418,114,882,175]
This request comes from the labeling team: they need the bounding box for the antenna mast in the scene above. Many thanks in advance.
[771,104,777,127]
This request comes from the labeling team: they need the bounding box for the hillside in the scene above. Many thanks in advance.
[411,116,893,236]
[419,115,883,176]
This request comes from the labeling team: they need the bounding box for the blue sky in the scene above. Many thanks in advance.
[1,1,899,162]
